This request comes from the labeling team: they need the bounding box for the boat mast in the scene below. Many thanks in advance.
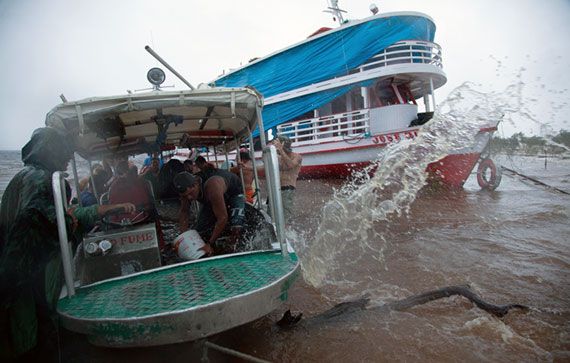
[324,0,347,26]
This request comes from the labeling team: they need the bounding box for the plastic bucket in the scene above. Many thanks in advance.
[172,230,206,260]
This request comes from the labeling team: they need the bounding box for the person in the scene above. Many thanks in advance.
[174,170,245,255]
[157,159,184,200]
[108,160,154,224]
[0,127,135,360]
[140,157,160,198]
[231,150,256,204]
[270,135,302,223]
[77,163,105,193]
[183,159,195,173]
[79,168,110,207]
[194,155,216,174]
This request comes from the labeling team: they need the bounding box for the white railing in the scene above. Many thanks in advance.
[277,109,370,146]
[353,40,443,73]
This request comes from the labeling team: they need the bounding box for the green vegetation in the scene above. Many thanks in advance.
[490,130,570,155]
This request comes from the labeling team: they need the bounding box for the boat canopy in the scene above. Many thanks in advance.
[45,87,263,159]
[212,13,436,136]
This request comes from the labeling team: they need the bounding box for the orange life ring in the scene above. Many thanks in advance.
[477,158,502,190]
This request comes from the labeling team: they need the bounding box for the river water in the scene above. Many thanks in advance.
[1,85,569,362]
[1,155,568,362]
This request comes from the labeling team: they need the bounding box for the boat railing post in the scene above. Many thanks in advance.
[429,78,436,110]
[234,136,247,196]
[224,142,230,170]
[52,172,75,297]
[87,159,102,204]
[70,154,82,207]
[263,145,288,258]
[423,95,431,113]
[247,130,262,209]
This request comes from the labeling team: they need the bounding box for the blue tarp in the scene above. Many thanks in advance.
[212,15,436,136]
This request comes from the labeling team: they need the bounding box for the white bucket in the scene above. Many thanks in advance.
[172,230,206,260]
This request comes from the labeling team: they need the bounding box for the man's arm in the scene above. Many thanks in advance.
[179,197,190,231]
[204,177,228,245]
[278,150,301,170]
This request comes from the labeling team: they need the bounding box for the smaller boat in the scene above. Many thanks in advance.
[46,75,300,347]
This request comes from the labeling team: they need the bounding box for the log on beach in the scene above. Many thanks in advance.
[277,285,529,328]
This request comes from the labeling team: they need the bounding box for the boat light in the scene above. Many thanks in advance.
[147,67,166,88]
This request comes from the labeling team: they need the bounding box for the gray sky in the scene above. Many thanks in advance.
[1,0,569,150]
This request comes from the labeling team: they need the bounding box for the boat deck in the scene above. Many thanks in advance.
[58,251,298,320]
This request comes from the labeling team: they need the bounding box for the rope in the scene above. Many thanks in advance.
[501,166,570,195]
[201,341,272,363]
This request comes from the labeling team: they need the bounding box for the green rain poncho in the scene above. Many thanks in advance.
[0,128,98,358]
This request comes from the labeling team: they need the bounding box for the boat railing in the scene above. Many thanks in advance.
[277,109,370,146]
[52,171,76,297]
[352,40,443,73]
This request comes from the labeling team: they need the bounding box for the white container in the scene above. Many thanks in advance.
[172,230,206,260]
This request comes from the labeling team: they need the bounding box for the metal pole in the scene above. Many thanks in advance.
[429,78,436,109]
[234,136,247,197]
[361,87,370,109]
[263,145,288,258]
[224,144,230,171]
[70,154,82,207]
[423,95,430,113]
[202,341,271,363]
[145,45,195,90]
[255,106,268,148]
[52,172,75,297]
[248,131,262,209]
[87,159,100,203]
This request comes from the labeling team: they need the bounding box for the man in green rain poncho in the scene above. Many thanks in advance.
[0,127,135,361]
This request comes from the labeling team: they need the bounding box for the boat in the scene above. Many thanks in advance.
[45,78,300,347]
[211,1,500,189]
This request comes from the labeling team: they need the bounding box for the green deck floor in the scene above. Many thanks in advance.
[58,251,298,320]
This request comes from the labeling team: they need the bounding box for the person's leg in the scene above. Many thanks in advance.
[281,189,295,224]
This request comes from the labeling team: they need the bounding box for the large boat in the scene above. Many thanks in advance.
[211,1,500,188]
[45,81,300,348]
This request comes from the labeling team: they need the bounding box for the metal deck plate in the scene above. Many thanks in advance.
[58,251,298,320]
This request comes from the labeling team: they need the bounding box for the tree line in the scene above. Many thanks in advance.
[489,130,570,155]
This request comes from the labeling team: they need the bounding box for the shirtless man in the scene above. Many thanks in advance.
[231,151,256,204]
[271,136,302,223]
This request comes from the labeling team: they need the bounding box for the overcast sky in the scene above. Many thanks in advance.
[0,0,569,150]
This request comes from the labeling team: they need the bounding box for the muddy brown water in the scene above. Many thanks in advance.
[55,155,569,362]
[0,151,568,362]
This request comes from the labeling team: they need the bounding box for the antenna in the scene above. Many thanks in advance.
[323,0,347,26]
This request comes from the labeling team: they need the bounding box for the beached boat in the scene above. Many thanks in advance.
[211,1,500,188]
[45,84,300,347]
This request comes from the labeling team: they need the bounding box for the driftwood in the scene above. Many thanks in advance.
[277,285,528,328]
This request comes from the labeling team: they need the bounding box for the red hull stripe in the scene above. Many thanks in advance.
[298,153,481,188]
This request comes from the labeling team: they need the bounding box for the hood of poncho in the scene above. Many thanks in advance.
[21,127,74,172]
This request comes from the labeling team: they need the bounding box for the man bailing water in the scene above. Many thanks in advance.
[0,127,135,360]
[174,169,245,256]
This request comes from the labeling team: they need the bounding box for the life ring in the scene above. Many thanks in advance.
[477,158,502,190]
